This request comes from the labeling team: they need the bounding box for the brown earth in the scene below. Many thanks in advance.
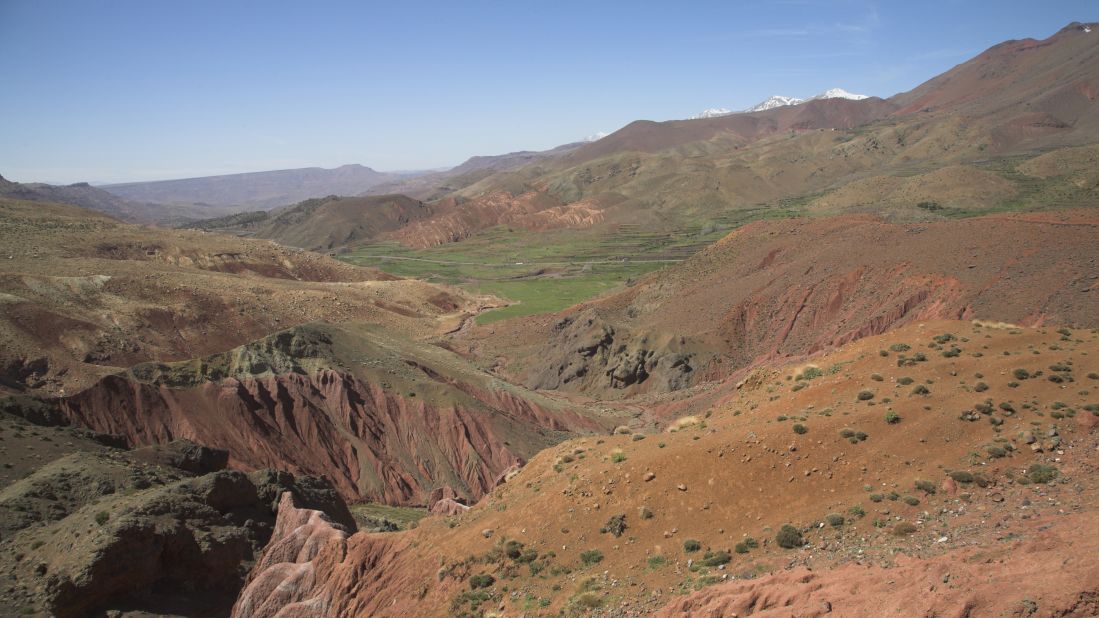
[49,323,618,505]
[249,194,436,252]
[231,320,1099,616]
[462,210,1099,402]
[0,197,492,395]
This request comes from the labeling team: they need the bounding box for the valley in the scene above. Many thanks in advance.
[1,16,1098,618]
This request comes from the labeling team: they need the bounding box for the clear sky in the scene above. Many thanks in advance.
[0,1,1094,184]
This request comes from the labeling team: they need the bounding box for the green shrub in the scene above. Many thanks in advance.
[869,493,884,503]
[610,451,626,463]
[792,424,808,435]
[974,382,989,392]
[898,376,914,385]
[797,367,824,381]
[857,390,875,401]
[647,555,667,569]
[1013,368,1030,380]
[639,506,654,520]
[1026,464,1058,484]
[734,542,750,554]
[871,373,884,382]
[1088,372,1099,380]
[682,539,701,553]
[892,522,917,536]
[700,551,731,567]
[985,445,1007,458]
[469,574,495,589]
[848,505,866,518]
[914,480,937,495]
[911,385,930,396]
[948,471,974,484]
[889,343,911,352]
[579,550,604,566]
[839,428,856,438]
[903,495,920,506]
[776,525,803,549]
[601,514,627,538]
[885,411,901,424]
[825,513,845,527]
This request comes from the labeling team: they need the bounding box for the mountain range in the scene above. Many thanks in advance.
[692,87,869,118]
[1,20,1099,618]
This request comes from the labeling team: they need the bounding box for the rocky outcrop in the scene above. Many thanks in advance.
[231,492,351,618]
[428,498,469,516]
[130,439,230,474]
[231,492,418,618]
[526,309,696,394]
[53,324,607,505]
[0,444,355,618]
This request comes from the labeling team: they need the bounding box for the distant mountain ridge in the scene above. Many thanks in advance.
[102,164,410,212]
[691,87,869,118]
[0,174,195,224]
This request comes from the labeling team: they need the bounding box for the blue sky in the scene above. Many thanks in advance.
[0,1,1094,184]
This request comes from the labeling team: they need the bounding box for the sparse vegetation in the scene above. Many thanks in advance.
[683,539,702,553]
[776,525,803,549]
[601,514,627,538]
[885,410,901,424]
[1026,464,1059,484]
[469,574,495,589]
[857,390,875,401]
[579,549,604,566]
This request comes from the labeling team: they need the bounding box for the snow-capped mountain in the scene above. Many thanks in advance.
[805,88,868,102]
[690,107,733,119]
[744,95,804,113]
[690,88,870,119]
[584,131,609,142]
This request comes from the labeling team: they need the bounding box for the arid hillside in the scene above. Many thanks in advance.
[186,194,437,253]
[357,23,1099,250]
[462,210,1099,401]
[232,320,1099,616]
[49,322,618,505]
[0,197,490,395]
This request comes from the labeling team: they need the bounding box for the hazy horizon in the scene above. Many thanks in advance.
[1,0,1095,184]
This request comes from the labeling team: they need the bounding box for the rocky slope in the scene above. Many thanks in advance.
[463,210,1099,401]
[0,421,355,618]
[51,323,616,505]
[230,321,1099,616]
[0,197,489,395]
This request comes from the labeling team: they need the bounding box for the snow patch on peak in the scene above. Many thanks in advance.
[690,108,733,119]
[744,95,804,113]
[691,87,871,120]
[807,87,869,101]
[584,131,609,142]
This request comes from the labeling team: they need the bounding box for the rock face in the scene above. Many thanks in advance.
[232,492,418,618]
[53,324,608,505]
[527,310,695,393]
[231,492,352,618]
[0,439,355,618]
[130,439,230,474]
